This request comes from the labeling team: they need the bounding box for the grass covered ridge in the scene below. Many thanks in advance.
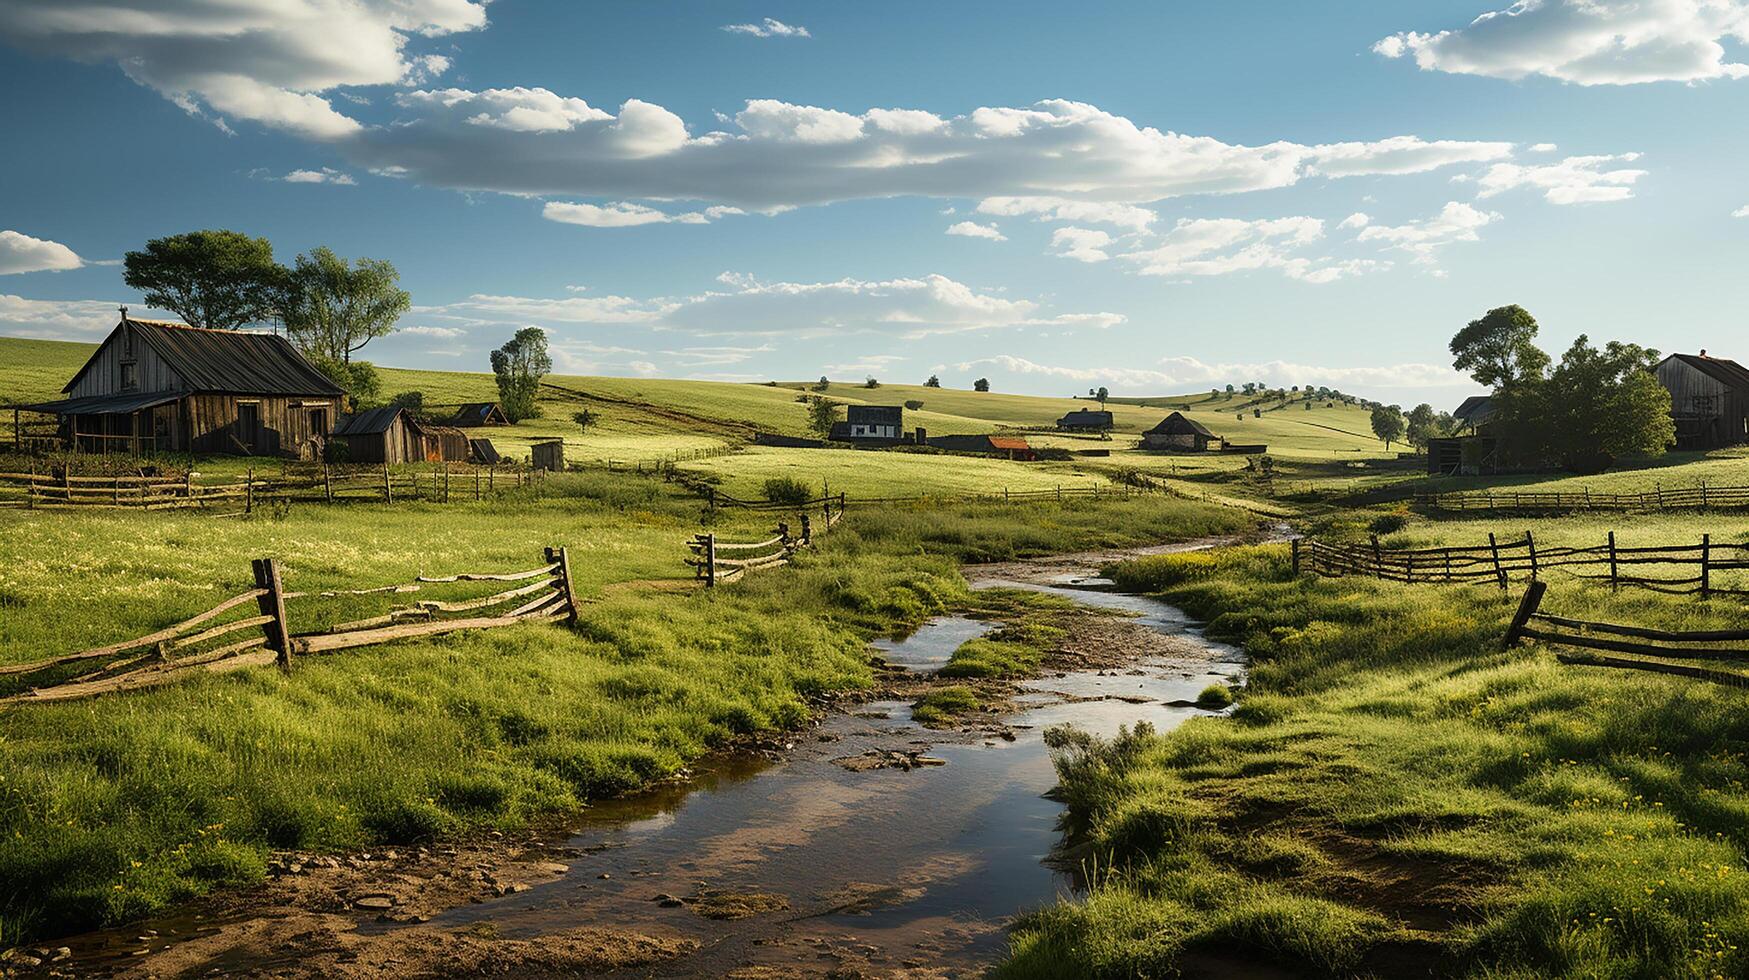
[1004,544,1749,979]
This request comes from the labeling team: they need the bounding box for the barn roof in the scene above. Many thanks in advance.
[1453,395,1495,422]
[987,436,1031,450]
[1667,353,1749,390]
[20,391,183,416]
[333,406,404,436]
[1145,411,1214,437]
[450,402,508,425]
[1058,409,1114,426]
[63,317,345,397]
[847,404,904,423]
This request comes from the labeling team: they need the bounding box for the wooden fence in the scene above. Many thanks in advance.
[1503,581,1749,687]
[1294,531,1749,598]
[687,496,846,587]
[1419,483,1749,515]
[0,549,579,704]
[0,461,542,512]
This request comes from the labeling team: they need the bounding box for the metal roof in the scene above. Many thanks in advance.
[63,318,345,397]
[19,391,183,415]
[847,404,904,423]
[1058,409,1113,426]
[1667,353,1749,390]
[1453,395,1495,421]
[987,436,1031,450]
[450,402,508,424]
[333,406,404,436]
[1145,412,1214,437]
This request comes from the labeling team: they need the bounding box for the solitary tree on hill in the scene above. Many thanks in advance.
[1093,386,1109,406]
[924,374,941,388]
[813,375,830,391]
[1371,404,1406,450]
[491,327,551,422]
[973,377,990,392]
[123,229,284,330]
[807,396,838,438]
[280,246,409,365]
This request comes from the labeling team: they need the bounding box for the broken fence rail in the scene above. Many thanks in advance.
[1293,531,1749,598]
[1503,581,1749,687]
[1420,483,1749,515]
[0,548,581,704]
[687,497,846,587]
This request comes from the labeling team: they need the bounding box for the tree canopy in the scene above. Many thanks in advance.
[973,377,990,392]
[1530,336,1672,473]
[490,327,551,422]
[924,375,941,388]
[122,230,284,330]
[280,247,409,364]
[1450,305,1550,391]
[807,396,838,438]
[1370,404,1406,449]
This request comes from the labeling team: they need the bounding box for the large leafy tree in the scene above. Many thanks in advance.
[1537,336,1673,473]
[807,396,838,438]
[1404,403,1453,450]
[123,230,286,329]
[1370,404,1406,450]
[490,327,552,422]
[281,247,410,364]
[1449,305,1550,390]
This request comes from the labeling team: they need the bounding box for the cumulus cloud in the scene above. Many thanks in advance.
[1120,216,1380,283]
[1338,212,1371,230]
[0,294,173,338]
[343,95,1516,212]
[0,0,488,138]
[542,201,744,227]
[721,18,810,38]
[1734,204,1749,217]
[442,292,667,324]
[0,231,83,274]
[395,325,464,338]
[1051,228,1114,263]
[976,196,1157,231]
[954,354,1470,393]
[1358,201,1500,264]
[1472,153,1648,203]
[282,167,356,185]
[1375,0,1749,85]
[1529,142,1559,153]
[946,221,1006,241]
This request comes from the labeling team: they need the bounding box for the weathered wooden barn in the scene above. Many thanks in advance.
[448,402,510,427]
[21,311,344,456]
[1057,409,1113,431]
[1141,412,1215,451]
[1452,395,1496,434]
[1654,352,1749,449]
[926,434,1036,460]
[332,406,470,463]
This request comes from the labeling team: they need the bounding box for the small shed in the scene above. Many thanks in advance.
[1057,409,1113,431]
[1654,352,1749,449]
[927,433,1036,460]
[333,407,470,464]
[449,402,510,427]
[531,439,566,471]
[1141,412,1215,451]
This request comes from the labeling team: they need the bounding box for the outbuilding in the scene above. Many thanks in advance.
[1057,409,1113,431]
[332,406,470,464]
[1140,412,1215,452]
[448,402,510,427]
[1654,351,1749,449]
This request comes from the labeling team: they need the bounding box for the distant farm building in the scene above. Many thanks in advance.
[1141,412,1215,452]
[531,439,566,471]
[1655,351,1749,449]
[448,402,510,427]
[468,438,502,465]
[830,405,905,443]
[333,406,470,464]
[1428,395,1501,475]
[20,311,343,456]
[1451,395,1497,434]
[1057,409,1113,431]
[927,434,1036,460]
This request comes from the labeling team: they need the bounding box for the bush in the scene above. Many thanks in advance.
[388,390,424,413]
[1367,513,1409,535]
[904,400,924,410]
[1195,683,1235,709]
[761,476,815,506]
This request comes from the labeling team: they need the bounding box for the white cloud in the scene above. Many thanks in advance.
[954,354,1470,393]
[446,292,667,324]
[1357,201,1500,264]
[542,201,744,227]
[1472,153,1648,204]
[344,95,1518,212]
[1733,204,1749,217]
[396,325,464,338]
[721,18,811,38]
[976,196,1156,231]
[1529,142,1559,153]
[0,0,487,138]
[946,221,1007,241]
[282,167,356,185]
[1121,216,1378,283]
[1338,212,1371,230]
[1051,227,1114,263]
[0,294,173,338]
[0,231,83,274]
[1376,0,1749,85]
[664,345,774,366]
[823,354,906,374]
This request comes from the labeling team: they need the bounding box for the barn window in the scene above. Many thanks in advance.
[309,407,329,435]
[120,362,138,390]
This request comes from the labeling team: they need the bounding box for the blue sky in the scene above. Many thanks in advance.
[2,0,1747,409]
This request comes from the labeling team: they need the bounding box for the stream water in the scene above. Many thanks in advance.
[57,549,1247,978]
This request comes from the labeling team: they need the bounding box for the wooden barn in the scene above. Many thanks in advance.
[926,433,1036,460]
[1057,409,1113,431]
[1141,412,1215,451]
[448,402,510,427]
[332,407,470,464]
[21,311,344,456]
[1654,351,1749,449]
[829,405,906,444]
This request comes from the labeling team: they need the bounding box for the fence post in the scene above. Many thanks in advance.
[545,546,580,624]
[704,533,717,588]
[1501,580,1546,649]
[26,460,34,510]
[1526,531,1539,582]
[839,491,846,516]
[323,459,333,503]
[474,466,481,501]
[1701,482,1709,512]
[383,462,393,503]
[252,557,292,668]
[707,487,716,512]
[778,521,791,550]
[1290,537,1300,576]
[444,462,451,503]
[1443,547,1453,582]
[245,466,254,514]
[1370,534,1383,578]
[800,514,812,546]
[113,474,121,505]
[489,464,496,494]
[1608,531,1619,591]
[1488,532,1507,590]
[1701,533,1712,599]
[185,470,193,502]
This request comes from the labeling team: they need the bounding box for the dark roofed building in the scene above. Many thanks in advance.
[449,402,510,427]
[842,404,904,440]
[333,406,470,464]
[1140,412,1215,451]
[1655,351,1749,448]
[926,433,1036,460]
[1057,409,1113,431]
[23,311,343,456]
[1452,395,1496,432]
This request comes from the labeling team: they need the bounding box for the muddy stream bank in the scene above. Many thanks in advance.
[39,541,1245,979]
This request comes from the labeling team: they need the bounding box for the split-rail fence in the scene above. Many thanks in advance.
[1504,581,1749,687]
[0,548,580,704]
[700,482,1147,512]
[1419,483,1749,515]
[0,461,542,512]
[688,495,846,586]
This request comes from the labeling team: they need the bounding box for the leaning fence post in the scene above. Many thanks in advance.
[1701,533,1712,599]
[1502,580,1547,649]
[1526,531,1539,582]
[704,533,717,588]
[1608,531,1619,591]
[777,521,791,550]
[545,546,580,624]
[323,459,333,503]
[1488,532,1507,590]
[252,557,292,668]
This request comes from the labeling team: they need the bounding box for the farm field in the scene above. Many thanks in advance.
[674,445,1116,499]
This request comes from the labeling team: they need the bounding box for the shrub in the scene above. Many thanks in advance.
[761,476,814,506]
[388,390,424,413]
[1195,683,1235,709]
[1367,513,1409,535]
[904,400,924,410]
